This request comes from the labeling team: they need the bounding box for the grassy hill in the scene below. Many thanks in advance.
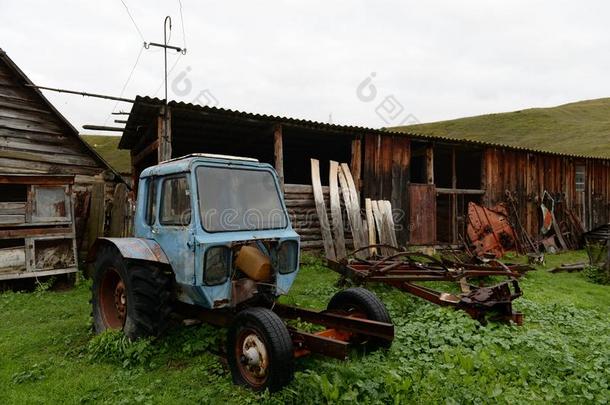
[392,98,610,158]
[81,135,131,174]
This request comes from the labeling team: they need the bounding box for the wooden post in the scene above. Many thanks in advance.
[274,124,284,190]
[350,138,362,191]
[426,144,434,184]
[158,106,172,162]
[451,147,458,242]
[86,183,105,251]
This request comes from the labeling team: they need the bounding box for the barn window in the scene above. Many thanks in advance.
[575,165,585,192]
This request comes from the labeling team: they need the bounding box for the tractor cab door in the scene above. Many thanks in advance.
[151,174,195,285]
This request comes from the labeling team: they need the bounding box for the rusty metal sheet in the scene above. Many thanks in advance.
[467,202,517,258]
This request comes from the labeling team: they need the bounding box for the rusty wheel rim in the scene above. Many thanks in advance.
[235,328,269,389]
[99,267,127,329]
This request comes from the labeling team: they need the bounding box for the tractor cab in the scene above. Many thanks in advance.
[135,154,300,309]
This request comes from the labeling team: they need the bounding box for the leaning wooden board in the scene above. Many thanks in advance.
[329,161,347,260]
[310,159,336,260]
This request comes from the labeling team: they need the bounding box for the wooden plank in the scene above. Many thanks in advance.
[0,267,78,281]
[0,148,98,167]
[329,161,346,260]
[409,184,436,244]
[86,183,105,251]
[340,163,366,251]
[364,198,377,256]
[0,226,73,239]
[426,144,434,184]
[338,164,365,257]
[350,138,362,191]
[0,214,25,225]
[109,183,129,237]
[0,174,75,185]
[436,188,486,195]
[381,200,398,248]
[0,246,26,273]
[132,139,159,166]
[0,202,26,214]
[274,124,284,190]
[310,159,335,260]
[0,157,101,176]
[0,136,84,155]
[284,184,330,194]
[371,200,390,256]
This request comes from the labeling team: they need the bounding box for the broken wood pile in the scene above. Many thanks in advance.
[310,159,399,260]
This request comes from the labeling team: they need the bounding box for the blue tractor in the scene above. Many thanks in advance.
[89,154,393,391]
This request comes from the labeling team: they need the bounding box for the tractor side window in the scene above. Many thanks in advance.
[146,178,157,226]
[160,176,191,226]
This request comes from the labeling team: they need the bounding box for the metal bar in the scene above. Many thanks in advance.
[82,125,125,132]
[289,329,349,360]
[146,42,183,52]
[25,85,134,103]
[273,303,394,342]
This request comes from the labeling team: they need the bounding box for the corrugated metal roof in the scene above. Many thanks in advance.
[121,96,610,161]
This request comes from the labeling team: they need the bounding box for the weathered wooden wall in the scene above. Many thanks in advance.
[362,134,411,244]
[0,51,119,253]
[482,148,610,236]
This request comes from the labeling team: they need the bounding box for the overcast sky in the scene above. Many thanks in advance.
[1,0,609,134]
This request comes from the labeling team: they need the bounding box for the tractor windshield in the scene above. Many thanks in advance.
[196,166,288,232]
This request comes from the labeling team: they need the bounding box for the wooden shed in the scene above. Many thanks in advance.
[117,96,610,250]
[0,49,124,272]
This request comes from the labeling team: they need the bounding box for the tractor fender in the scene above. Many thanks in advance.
[88,237,170,265]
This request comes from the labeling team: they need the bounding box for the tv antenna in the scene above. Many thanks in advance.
[144,16,187,161]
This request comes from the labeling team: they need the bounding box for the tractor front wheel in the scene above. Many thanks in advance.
[227,307,294,392]
[327,287,392,350]
[91,245,172,340]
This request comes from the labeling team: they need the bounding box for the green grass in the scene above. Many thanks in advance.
[392,98,610,158]
[80,135,131,174]
[0,251,608,404]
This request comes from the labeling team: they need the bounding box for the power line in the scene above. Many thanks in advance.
[119,0,146,43]
[104,44,145,125]
[178,0,187,49]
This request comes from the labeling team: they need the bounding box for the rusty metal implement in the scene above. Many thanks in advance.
[328,245,527,325]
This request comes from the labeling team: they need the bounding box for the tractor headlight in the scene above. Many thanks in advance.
[204,246,231,285]
[277,240,298,274]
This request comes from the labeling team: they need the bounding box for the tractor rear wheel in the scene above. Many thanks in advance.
[327,287,392,350]
[91,245,172,340]
[227,307,294,392]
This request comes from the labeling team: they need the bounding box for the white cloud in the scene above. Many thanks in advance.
[1,0,609,133]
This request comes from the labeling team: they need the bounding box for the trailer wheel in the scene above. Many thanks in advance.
[227,307,294,392]
[327,287,392,349]
[91,245,172,340]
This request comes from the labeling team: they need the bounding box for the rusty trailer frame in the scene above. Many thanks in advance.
[177,301,395,361]
[328,245,527,325]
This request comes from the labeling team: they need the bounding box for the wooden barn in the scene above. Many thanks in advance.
[117,96,610,251]
[0,49,123,280]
